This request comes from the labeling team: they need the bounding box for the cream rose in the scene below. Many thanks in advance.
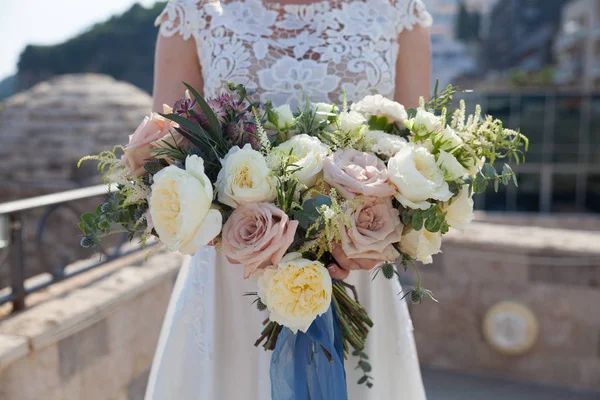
[442,185,474,230]
[351,94,408,124]
[341,197,403,261]
[388,144,452,210]
[365,130,408,159]
[121,105,183,176]
[323,149,396,199]
[405,108,442,135]
[272,104,295,129]
[149,155,222,255]
[436,150,467,181]
[400,228,442,264]
[274,134,329,186]
[222,203,299,278]
[216,144,277,208]
[257,253,332,333]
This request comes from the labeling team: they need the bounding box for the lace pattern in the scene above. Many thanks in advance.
[156,0,432,107]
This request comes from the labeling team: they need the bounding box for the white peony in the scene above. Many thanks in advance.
[400,228,442,264]
[434,126,463,151]
[216,144,277,208]
[351,94,408,124]
[312,102,338,123]
[275,134,330,186]
[149,155,222,255]
[365,130,408,158]
[442,185,474,230]
[436,150,467,181]
[273,104,295,129]
[336,110,366,132]
[405,108,442,135]
[256,253,332,333]
[388,144,453,210]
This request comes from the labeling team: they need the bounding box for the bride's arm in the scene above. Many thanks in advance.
[152,33,204,112]
[395,25,432,108]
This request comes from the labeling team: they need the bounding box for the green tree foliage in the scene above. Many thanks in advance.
[17,2,166,93]
[455,2,481,43]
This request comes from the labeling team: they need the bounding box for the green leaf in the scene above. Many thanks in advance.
[424,216,440,233]
[494,179,499,192]
[293,196,332,230]
[352,349,362,357]
[482,163,497,179]
[357,376,368,385]
[412,214,424,231]
[183,82,222,138]
[359,361,372,373]
[80,213,97,234]
[473,173,488,194]
[368,115,392,132]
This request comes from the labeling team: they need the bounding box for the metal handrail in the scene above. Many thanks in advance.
[0,185,145,314]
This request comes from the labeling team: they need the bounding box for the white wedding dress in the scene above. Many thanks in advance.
[145,0,432,399]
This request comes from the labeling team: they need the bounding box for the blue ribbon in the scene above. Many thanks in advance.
[270,305,347,400]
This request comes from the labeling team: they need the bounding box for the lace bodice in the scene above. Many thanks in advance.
[157,0,431,108]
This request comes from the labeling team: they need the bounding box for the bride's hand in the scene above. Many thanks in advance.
[327,244,379,280]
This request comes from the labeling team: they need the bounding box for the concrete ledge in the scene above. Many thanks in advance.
[0,334,28,371]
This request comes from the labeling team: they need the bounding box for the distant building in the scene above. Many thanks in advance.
[425,0,478,87]
[484,0,568,73]
[553,0,600,90]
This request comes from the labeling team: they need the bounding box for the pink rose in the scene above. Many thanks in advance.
[121,105,184,176]
[341,197,403,261]
[323,149,396,199]
[222,203,299,278]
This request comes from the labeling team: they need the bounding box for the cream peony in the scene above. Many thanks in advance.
[365,130,408,158]
[434,126,463,151]
[388,144,453,210]
[272,104,295,129]
[216,144,277,208]
[149,155,222,255]
[274,134,329,186]
[351,94,408,124]
[405,108,442,135]
[256,253,332,333]
[400,228,442,264]
[436,149,467,181]
[442,185,474,230]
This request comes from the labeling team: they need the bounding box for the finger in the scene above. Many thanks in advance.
[331,246,361,270]
[327,263,350,280]
[354,258,380,271]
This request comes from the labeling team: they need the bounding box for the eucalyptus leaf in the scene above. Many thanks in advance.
[482,163,497,179]
[358,376,368,385]
[412,214,424,231]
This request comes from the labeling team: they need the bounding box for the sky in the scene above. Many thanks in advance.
[0,0,158,80]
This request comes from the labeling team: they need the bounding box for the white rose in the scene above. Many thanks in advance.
[442,185,474,230]
[434,126,463,151]
[351,94,408,124]
[336,110,366,132]
[365,130,408,158]
[256,253,332,333]
[275,134,329,186]
[436,149,467,181]
[400,228,442,264]
[149,155,222,255]
[388,144,453,210]
[405,108,442,135]
[216,144,277,208]
[312,102,338,123]
[273,104,295,129]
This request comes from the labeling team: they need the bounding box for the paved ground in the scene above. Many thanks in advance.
[421,367,600,400]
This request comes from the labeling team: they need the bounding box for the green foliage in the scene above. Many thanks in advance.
[470,162,518,195]
[293,195,332,231]
[17,2,166,92]
[399,204,449,234]
[352,349,374,388]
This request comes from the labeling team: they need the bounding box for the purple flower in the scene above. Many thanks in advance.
[173,97,197,115]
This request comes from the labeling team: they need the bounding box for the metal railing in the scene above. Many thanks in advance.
[0,185,144,313]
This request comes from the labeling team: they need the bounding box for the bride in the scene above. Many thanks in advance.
[145,0,433,398]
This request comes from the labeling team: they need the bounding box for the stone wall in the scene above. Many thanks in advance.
[411,223,600,390]
[0,249,182,400]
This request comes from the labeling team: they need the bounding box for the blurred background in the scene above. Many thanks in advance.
[0,1,599,399]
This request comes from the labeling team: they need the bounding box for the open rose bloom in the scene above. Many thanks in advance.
[80,84,527,381]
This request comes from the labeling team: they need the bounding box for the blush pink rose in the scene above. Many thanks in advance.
[323,149,396,199]
[121,105,184,176]
[222,203,299,278]
[341,197,403,261]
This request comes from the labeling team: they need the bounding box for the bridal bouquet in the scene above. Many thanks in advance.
[78,83,527,397]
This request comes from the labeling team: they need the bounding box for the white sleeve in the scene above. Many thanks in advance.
[155,0,205,40]
[394,0,433,33]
